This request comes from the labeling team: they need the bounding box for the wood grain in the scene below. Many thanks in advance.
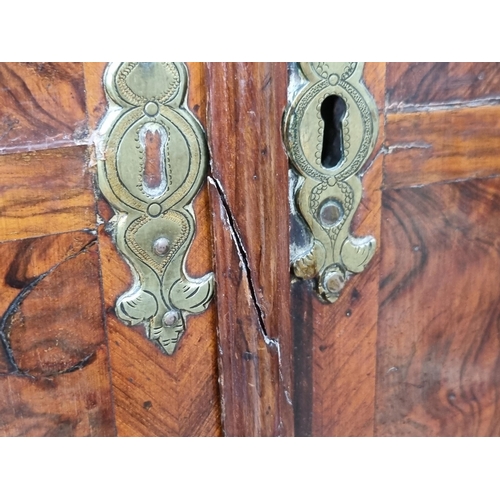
[97,62,221,436]
[291,63,385,436]
[83,62,108,134]
[0,231,115,436]
[4,61,498,438]
[376,178,500,436]
[384,106,500,189]
[207,62,294,436]
[387,63,500,111]
[0,145,96,241]
[0,63,88,154]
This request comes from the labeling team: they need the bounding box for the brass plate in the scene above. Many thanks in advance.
[97,62,213,354]
[283,62,378,302]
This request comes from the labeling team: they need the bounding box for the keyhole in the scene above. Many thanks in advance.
[139,123,168,197]
[144,129,163,190]
[320,95,347,169]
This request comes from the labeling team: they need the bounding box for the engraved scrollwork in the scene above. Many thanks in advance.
[283,62,378,302]
[97,62,213,354]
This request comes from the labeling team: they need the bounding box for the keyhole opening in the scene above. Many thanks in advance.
[320,95,347,169]
[139,123,168,197]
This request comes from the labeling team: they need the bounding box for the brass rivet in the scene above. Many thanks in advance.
[328,74,339,86]
[144,101,159,116]
[153,237,170,256]
[319,200,343,226]
[325,271,345,294]
[162,310,179,327]
[147,203,162,217]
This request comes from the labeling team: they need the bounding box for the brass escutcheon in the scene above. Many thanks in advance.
[284,63,379,302]
[97,63,214,355]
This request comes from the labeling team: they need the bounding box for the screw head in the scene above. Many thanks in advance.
[319,200,343,227]
[153,237,170,256]
[162,310,180,327]
[324,270,345,294]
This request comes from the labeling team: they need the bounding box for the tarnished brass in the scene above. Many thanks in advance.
[283,63,378,302]
[97,62,213,354]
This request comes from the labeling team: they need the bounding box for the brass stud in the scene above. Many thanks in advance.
[144,101,159,116]
[153,237,170,256]
[324,270,345,294]
[162,310,179,327]
[319,200,343,227]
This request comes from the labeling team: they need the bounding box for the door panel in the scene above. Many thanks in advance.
[0,62,222,436]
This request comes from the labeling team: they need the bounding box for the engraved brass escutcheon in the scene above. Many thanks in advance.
[97,62,214,354]
[284,63,379,302]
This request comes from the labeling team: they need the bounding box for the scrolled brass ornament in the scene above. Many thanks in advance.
[97,62,213,354]
[283,62,378,302]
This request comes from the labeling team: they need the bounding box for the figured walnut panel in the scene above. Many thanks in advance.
[96,62,221,436]
[207,62,293,436]
[0,231,115,436]
[384,106,500,189]
[0,348,114,437]
[291,63,385,436]
[376,178,500,436]
[0,63,88,154]
[386,63,500,110]
[0,145,96,241]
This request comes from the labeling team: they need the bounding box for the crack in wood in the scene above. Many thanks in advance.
[207,175,278,351]
[208,173,293,434]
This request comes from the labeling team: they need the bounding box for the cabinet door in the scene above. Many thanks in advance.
[206,62,500,437]
[0,62,221,436]
[0,62,499,437]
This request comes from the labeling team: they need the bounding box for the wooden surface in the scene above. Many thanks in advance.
[207,63,294,436]
[0,63,88,154]
[0,231,115,436]
[0,146,96,241]
[97,188,221,436]
[1,61,500,437]
[386,62,500,110]
[376,178,500,436]
[374,62,500,436]
[384,106,500,188]
[0,62,114,436]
